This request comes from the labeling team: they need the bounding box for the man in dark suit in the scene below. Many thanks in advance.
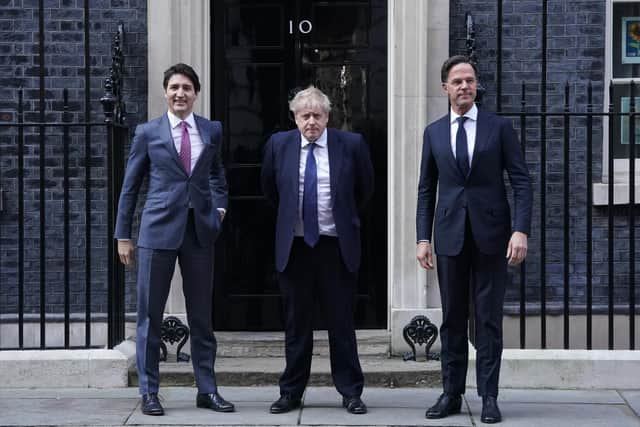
[261,86,374,415]
[416,56,533,424]
[115,63,235,416]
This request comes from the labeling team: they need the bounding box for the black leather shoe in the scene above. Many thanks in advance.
[425,393,462,419]
[196,392,235,413]
[141,393,164,416]
[342,396,368,414]
[481,396,501,424]
[269,394,301,414]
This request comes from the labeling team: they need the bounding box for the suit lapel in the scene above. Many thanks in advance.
[159,114,187,175]
[192,115,210,175]
[327,128,343,201]
[284,130,301,199]
[436,115,461,177]
[470,109,489,173]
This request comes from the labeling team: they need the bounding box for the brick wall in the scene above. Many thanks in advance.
[0,0,147,317]
[451,0,640,313]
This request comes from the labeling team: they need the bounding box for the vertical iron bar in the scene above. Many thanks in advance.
[586,82,593,350]
[113,127,126,346]
[608,81,615,350]
[540,0,548,349]
[83,0,92,348]
[496,0,503,111]
[519,81,527,349]
[38,0,46,349]
[18,89,24,349]
[106,122,114,348]
[563,82,570,349]
[629,81,636,350]
[63,89,70,349]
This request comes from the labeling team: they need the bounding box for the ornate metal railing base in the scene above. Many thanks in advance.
[402,315,440,362]
[159,316,190,362]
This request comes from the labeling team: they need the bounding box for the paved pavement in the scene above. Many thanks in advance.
[1,386,639,426]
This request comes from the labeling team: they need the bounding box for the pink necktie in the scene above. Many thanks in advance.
[179,121,191,174]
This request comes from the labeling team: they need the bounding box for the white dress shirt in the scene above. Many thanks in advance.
[295,129,337,237]
[167,111,204,174]
[449,103,478,167]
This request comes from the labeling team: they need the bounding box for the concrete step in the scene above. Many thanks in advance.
[129,355,441,388]
[212,330,390,357]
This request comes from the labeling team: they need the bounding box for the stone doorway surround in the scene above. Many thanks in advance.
[146,0,450,355]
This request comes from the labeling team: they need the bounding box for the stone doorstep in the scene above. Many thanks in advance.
[172,330,392,358]
[470,348,640,390]
[0,349,128,389]
[3,343,640,390]
[128,348,640,390]
[129,355,442,388]
[133,347,640,390]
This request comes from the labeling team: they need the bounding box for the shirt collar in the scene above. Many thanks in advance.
[450,103,478,124]
[167,111,196,129]
[301,128,328,148]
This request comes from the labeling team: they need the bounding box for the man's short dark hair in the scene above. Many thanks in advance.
[441,55,479,83]
[163,63,201,93]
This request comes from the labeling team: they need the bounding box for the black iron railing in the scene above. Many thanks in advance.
[499,80,638,350]
[0,24,127,350]
[463,9,638,350]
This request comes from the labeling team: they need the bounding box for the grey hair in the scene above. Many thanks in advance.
[289,86,332,114]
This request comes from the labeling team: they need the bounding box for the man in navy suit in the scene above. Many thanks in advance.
[416,56,533,424]
[261,86,374,415]
[115,63,235,416]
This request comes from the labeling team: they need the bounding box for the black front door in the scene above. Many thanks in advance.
[212,0,387,330]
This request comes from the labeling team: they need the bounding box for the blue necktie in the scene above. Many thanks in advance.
[303,142,319,247]
[456,116,470,177]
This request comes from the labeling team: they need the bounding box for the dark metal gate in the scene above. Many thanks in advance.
[464,11,638,350]
[0,24,127,350]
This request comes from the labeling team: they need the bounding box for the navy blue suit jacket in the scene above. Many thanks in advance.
[261,128,374,273]
[416,109,532,256]
[115,114,228,249]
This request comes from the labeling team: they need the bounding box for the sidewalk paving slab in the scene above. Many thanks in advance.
[126,402,301,426]
[621,390,640,417]
[464,399,640,427]
[300,387,473,427]
[0,386,639,426]
[0,387,141,399]
[464,388,625,404]
[0,397,136,426]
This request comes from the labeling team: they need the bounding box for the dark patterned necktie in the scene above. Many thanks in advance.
[303,142,319,247]
[456,116,469,177]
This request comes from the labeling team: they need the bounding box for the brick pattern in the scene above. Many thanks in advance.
[2,0,637,321]
[451,0,640,313]
[0,0,147,316]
